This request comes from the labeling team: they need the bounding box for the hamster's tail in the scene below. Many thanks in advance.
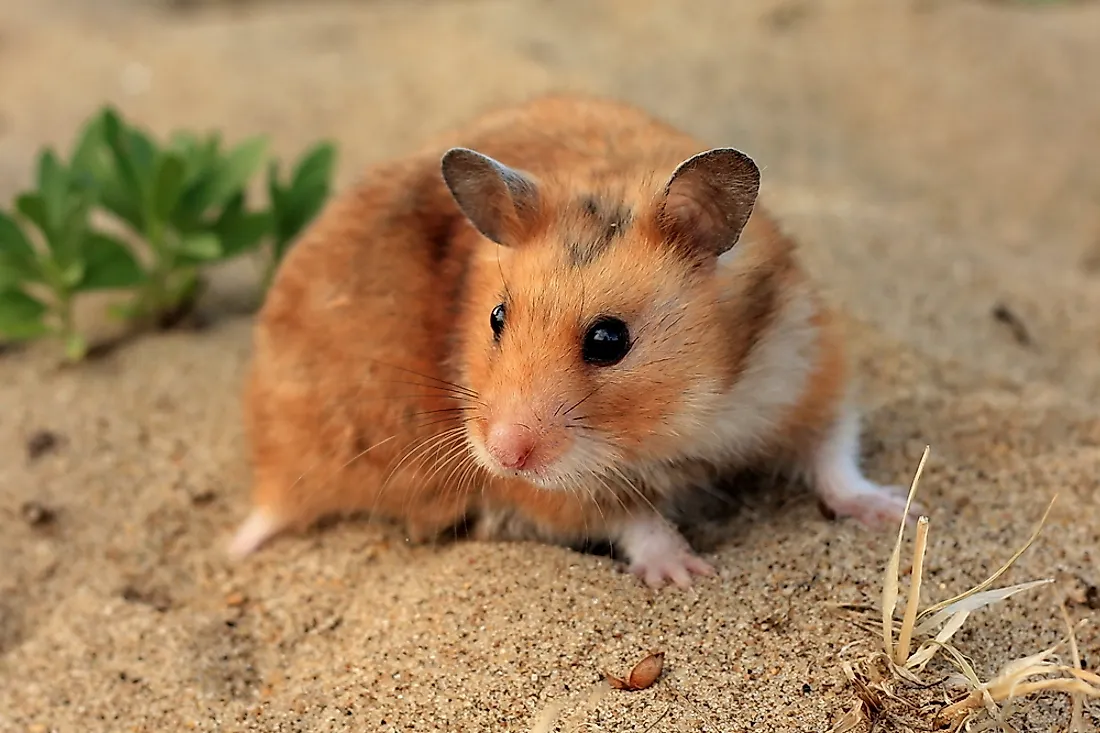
[227,508,288,559]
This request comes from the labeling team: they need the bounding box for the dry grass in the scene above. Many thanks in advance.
[833,446,1100,732]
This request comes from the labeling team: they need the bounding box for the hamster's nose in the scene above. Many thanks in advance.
[486,422,538,470]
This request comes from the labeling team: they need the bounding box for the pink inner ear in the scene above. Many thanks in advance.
[662,186,726,246]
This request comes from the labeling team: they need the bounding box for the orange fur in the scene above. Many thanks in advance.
[233,93,914,584]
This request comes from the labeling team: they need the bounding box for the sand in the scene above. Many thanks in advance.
[1,0,1099,730]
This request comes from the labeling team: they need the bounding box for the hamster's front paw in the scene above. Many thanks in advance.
[628,550,715,589]
[615,515,715,589]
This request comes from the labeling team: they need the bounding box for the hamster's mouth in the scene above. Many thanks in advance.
[464,433,577,490]
[480,460,573,490]
[464,419,628,492]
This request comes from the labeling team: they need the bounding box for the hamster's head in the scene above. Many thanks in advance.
[440,145,761,490]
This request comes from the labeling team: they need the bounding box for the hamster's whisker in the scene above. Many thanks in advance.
[568,440,627,517]
[583,476,610,523]
[421,438,477,492]
[351,393,479,409]
[440,447,478,499]
[561,474,591,540]
[279,432,399,511]
[396,432,468,520]
[396,433,470,518]
[633,356,676,369]
[590,471,629,517]
[413,415,476,431]
[411,406,477,417]
[369,360,482,400]
[452,452,483,512]
[563,385,603,417]
[382,381,484,405]
[381,426,468,494]
[335,434,399,473]
[605,463,660,518]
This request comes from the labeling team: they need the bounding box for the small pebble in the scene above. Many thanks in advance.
[20,501,56,527]
[26,430,61,461]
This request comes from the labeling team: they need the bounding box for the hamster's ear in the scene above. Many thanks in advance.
[441,148,541,246]
[657,148,761,258]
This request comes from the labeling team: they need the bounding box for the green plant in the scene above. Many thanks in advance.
[73,109,272,324]
[0,148,145,361]
[264,141,336,289]
[0,105,338,361]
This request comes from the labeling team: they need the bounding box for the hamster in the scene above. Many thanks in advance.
[229,93,919,588]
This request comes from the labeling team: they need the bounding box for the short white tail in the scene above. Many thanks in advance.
[227,508,286,559]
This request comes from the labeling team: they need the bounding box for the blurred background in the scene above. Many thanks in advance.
[2,1,1099,731]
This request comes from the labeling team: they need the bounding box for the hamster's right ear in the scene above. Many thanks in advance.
[657,148,761,259]
[440,148,541,247]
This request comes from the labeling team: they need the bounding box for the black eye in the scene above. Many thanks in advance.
[490,303,506,340]
[582,317,631,366]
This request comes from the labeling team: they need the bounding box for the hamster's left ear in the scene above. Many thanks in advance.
[440,147,541,247]
[657,148,761,258]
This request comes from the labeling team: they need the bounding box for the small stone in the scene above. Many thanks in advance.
[26,430,61,461]
[20,501,56,527]
[1086,585,1099,610]
[120,585,173,613]
[225,592,247,607]
[190,489,217,506]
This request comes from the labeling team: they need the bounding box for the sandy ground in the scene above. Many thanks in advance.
[1,0,1100,730]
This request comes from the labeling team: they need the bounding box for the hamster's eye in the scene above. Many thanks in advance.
[490,303,507,341]
[582,317,631,366]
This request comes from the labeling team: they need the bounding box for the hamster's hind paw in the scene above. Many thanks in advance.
[615,515,716,590]
[818,479,924,530]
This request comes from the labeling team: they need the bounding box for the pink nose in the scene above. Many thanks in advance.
[486,422,537,470]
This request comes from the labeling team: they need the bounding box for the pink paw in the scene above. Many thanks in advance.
[819,481,924,530]
[628,552,715,589]
[615,515,716,589]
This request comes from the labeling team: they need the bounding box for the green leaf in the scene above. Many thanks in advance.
[15,193,51,239]
[70,112,108,174]
[215,193,271,258]
[0,210,38,270]
[267,142,336,255]
[0,259,22,290]
[97,183,145,234]
[60,261,86,288]
[266,159,286,212]
[36,150,69,235]
[290,142,337,196]
[102,109,161,218]
[0,288,50,340]
[19,174,95,265]
[127,128,159,185]
[272,184,331,252]
[56,187,96,263]
[172,132,231,231]
[202,136,268,210]
[168,130,201,156]
[78,233,147,291]
[102,108,141,200]
[177,232,222,261]
[153,152,186,220]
